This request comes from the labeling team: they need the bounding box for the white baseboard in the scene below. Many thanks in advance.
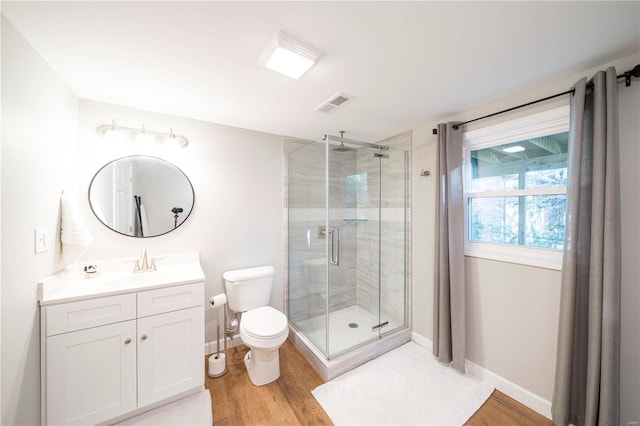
[411,331,433,352]
[411,332,552,420]
[204,334,243,356]
[465,359,552,420]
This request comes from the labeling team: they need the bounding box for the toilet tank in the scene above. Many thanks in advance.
[223,266,275,312]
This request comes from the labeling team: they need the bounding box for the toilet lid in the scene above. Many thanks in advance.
[241,306,288,339]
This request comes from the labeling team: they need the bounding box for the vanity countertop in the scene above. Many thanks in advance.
[38,252,205,306]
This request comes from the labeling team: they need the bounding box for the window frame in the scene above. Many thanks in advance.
[462,105,570,270]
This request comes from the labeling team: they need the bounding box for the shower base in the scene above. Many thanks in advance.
[294,305,401,355]
[289,305,411,381]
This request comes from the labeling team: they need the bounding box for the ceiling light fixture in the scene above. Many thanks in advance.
[96,120,189,148]
[503,145,526,153]
[258,31,322,79]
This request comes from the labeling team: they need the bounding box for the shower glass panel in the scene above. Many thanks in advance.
[288,141,327,354]
[377,147,407,338]
[288,135,407,360]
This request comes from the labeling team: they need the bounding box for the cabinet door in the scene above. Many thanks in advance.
[47,320,137,425]
[137,306,204,407]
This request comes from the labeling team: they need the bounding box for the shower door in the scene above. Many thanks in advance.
[326,142,406,359]
[287,136,406,360]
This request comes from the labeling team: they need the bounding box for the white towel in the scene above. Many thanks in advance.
[60,190,93,266]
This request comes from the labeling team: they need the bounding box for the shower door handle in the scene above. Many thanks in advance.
[330,227,340,266]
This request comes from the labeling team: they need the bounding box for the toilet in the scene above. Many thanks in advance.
[223,266,289,386]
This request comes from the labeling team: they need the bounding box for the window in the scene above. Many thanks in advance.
[463,106,570,269]
[346,172,368,207]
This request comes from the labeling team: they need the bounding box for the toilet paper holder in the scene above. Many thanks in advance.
[208,293,229,378]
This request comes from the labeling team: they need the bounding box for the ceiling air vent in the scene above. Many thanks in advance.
[314,92,355,114]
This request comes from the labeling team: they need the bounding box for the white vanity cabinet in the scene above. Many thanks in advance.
[40,282,204,426]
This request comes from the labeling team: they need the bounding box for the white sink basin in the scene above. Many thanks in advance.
[39,252,205,305]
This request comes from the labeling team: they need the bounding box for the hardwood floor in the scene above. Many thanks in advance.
[205,339,552,425]
[466,390,552,426]
[206,340,331,425]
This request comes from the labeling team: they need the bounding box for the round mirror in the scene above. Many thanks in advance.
[89,156,194,237]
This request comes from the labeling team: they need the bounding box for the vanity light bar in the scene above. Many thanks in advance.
[96,120,189,148]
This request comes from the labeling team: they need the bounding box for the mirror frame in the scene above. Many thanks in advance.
[88,155,195,238]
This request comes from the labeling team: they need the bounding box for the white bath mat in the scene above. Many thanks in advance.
[312,342,493,425]
[116,389,212,425]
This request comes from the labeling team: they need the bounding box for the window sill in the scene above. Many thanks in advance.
[464,241,562,270]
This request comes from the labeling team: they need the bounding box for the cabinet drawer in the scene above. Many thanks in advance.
[46,294,136,336]
[137,282,203,317]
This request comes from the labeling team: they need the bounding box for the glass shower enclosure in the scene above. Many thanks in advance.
[288,134,407,361]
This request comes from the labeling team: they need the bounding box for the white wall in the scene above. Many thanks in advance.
[410,126,437,339]
[1,15,79,425]
[1,8,4,420]
[411,52,640,421]
[1,20,284,424]
[77,100,284,350]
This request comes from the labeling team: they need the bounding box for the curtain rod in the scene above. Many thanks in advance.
[433,64,640,134]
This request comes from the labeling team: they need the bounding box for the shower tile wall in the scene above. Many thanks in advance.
[287,141,358,324]
[355,132,410,330]
[353,148,379,317]
[328,149,358,314]
[380,132,410,328]
[287,141,324,323]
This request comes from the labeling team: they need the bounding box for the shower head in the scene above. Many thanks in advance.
[331,130,355,152]
[331,142,355,152]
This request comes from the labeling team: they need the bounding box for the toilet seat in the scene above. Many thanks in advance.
[241,306,288,340]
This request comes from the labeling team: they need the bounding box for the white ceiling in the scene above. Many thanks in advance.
[3,1,639,142]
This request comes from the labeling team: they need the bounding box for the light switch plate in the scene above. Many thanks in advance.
[35,227,49,253]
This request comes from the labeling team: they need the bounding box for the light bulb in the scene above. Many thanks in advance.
[165,129,187,149]
[136,125,153,145]
[104,119,123,143]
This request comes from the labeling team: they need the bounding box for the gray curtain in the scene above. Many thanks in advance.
[433,122,466,373]
[552,67,621,426]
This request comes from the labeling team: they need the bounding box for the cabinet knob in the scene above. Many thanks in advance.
[141,334,148,341]
[124,338,132,345]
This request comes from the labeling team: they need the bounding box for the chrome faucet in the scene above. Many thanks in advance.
[133,248,156,273]
[141,248,149,270]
